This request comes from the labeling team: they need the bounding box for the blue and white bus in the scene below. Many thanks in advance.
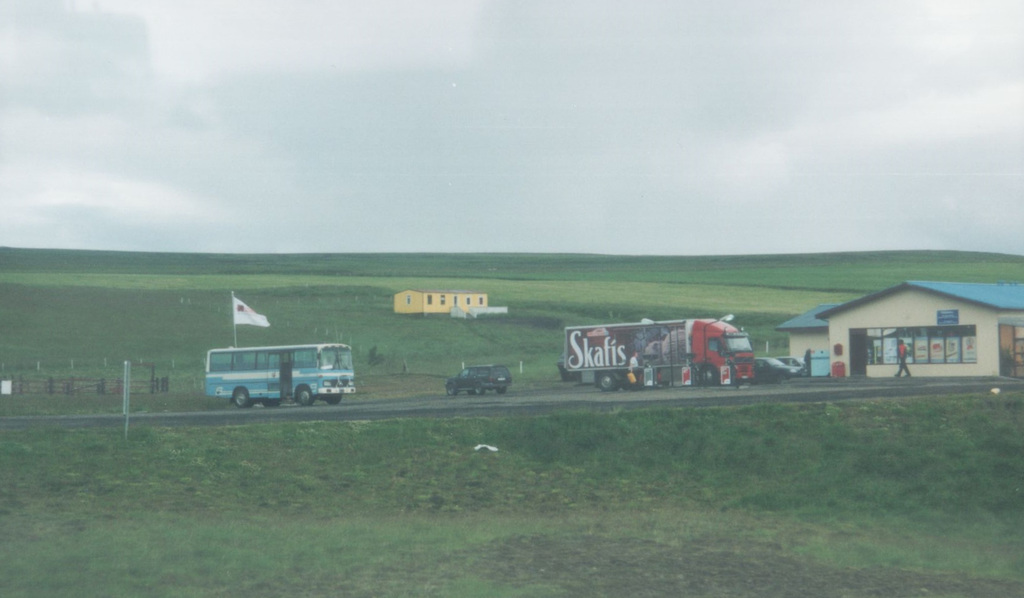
[205,343,356,408]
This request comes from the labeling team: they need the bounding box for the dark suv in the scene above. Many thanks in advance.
[445,365,512,395]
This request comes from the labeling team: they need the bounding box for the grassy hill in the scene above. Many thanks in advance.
[3,248,1024,397]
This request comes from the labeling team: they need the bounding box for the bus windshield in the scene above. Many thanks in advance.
[320,346,354,370]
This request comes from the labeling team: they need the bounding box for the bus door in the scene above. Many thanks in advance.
[275,351,293,400]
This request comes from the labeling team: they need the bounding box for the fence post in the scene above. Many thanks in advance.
[123,361,131,441]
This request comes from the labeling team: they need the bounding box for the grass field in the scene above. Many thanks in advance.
[2,248,1024,596]
[4,247,1024,391]
[1,396,1022,597]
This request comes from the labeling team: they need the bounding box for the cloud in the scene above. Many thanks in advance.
[0,163,229,251]
[91,0,487,84]
[1,0,1022,255]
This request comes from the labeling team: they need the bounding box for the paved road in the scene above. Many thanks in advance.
[1,376,1020,430]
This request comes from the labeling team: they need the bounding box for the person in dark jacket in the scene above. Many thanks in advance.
[895,339,911,377]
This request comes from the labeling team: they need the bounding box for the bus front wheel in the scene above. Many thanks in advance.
[296,386,315,407]
[232,387,253,408]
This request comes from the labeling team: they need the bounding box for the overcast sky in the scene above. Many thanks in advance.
[2,1,1022,256]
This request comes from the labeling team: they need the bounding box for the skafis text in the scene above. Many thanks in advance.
[566,330,628,369]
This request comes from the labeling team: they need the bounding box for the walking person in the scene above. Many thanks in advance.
[895,339,911,377]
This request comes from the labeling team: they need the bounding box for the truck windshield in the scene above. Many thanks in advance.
[724,335,753,353]
[319,347,354,370]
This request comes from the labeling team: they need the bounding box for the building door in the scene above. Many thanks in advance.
[1015,339,1024,378]
[998,325,1024,377]
[849,329,867,376]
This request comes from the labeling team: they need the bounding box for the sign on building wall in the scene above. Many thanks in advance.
[937,309,959,325]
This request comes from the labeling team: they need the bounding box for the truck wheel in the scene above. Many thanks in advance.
[446,384,458,396]
[296,386,315,406]
[231,387,253,408]
[597,372,619,392]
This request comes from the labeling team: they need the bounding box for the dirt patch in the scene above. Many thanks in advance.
[475,534,1024,598]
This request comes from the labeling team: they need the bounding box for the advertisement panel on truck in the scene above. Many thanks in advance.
[563,318,754,390]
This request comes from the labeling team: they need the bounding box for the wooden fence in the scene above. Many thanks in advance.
[1,375,170,396]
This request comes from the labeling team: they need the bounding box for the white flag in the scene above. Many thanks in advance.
[233,295,270,327]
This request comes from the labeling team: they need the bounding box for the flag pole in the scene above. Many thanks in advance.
[231,291,237,347]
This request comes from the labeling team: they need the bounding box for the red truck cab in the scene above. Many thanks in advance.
[689,318,755,384]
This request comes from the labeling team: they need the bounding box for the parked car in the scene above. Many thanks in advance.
[774,356,808,376]
[445,365,512,395]
[753,357,801,384]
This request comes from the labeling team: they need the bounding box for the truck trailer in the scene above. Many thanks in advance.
[563,317,755,391]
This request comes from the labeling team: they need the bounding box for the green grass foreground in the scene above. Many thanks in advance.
[2,394,1022,597]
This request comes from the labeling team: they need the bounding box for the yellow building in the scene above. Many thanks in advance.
[394,289,489,315]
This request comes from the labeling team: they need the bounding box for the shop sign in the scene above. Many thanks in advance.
[937,309,959,325]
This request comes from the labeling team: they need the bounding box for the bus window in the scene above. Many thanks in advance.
[254,351,282,370]
[209,353,232,372]
[233,351,256,370]
[293,349,317,368]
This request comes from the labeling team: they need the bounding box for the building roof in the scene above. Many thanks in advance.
[396,289,485,295]
[776,304,839,332]
[818,281,1024,319]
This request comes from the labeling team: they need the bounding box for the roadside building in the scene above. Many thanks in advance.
[394,289,488,315]
[775,304,838,358]
[818,281,1024,378]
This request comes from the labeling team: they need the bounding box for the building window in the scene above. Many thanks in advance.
[865,325,977,364]
[427,295,433,305]
[478,296,484,305]
[405,294,412,305]
[466,296,471,305]
[440,295,446,306]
